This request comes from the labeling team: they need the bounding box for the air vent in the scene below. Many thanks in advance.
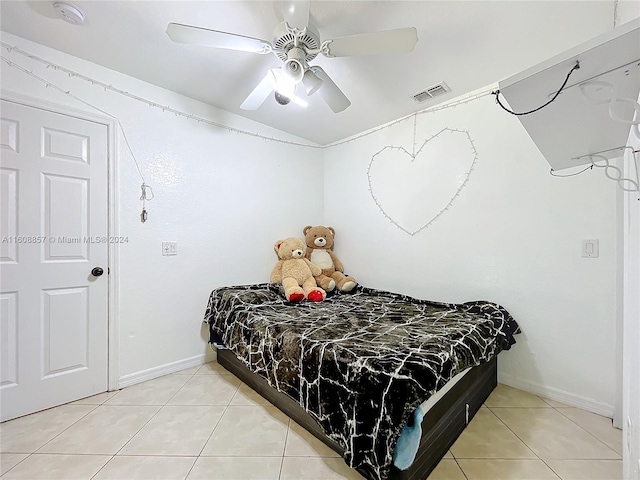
[411,82,450,103]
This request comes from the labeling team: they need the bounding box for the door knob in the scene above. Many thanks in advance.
[91,267,104,277]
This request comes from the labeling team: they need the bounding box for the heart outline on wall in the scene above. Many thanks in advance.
[367,127,478,235]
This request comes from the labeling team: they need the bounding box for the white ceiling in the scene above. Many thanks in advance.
[0,1,617,144]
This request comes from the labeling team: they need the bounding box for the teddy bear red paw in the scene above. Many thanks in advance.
[307,290,325,302]
[288,292,305,302]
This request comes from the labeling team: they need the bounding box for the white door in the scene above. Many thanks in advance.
[0,99,109,422]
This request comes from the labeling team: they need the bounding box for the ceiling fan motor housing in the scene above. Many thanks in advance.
[272,22,320,62]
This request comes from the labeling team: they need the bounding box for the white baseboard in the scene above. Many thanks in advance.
[117,351,217,389]
[498,372,614,418]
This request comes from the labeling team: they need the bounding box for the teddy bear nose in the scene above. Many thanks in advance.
[293,250,303,257]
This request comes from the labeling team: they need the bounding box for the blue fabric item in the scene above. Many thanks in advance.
[392,404,428,470]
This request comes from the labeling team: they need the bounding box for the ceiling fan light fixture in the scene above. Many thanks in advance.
[274,91,291,105]
[272,69,307,107]
[274,91,308,108]
[275,69,296,97]
[302,68,323,95]
[282,58,305,83]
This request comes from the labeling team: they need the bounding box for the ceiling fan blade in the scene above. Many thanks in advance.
[240,70,278,110]
[322,27,418,57]
[282,0,310,31]
[167,23,272,54]
[311,66,351,113]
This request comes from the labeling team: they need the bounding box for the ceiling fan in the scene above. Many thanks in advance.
[166,1,418,113]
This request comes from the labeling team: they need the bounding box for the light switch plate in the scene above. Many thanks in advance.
[162,241,178,256]
[582,239,599,258]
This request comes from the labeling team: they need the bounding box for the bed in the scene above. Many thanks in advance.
[204,283,519,480]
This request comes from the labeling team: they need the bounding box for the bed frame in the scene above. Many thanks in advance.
[217,348,497,480]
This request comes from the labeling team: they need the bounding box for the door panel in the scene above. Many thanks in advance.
[0,292,18,388]
[42,286,89,377]
[0,99,109,421]
[0,168,18,263]
[42,127,90,164]
[42,173,89,261]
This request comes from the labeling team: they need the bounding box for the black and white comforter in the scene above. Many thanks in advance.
[204,284,519,480]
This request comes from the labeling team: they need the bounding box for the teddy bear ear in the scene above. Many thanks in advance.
[328,227,335,237]
[274,240,284,252]
[303,226,312,235]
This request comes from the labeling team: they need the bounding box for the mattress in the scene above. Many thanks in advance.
[204,283,519,480]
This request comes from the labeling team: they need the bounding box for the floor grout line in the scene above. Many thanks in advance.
[181,456,199,480]
[481,406,540,459]
[24,403,102,456]
[485,401,622,480]
[553,406,622,456]
[193,379,242,459]
[0,452,34,478]
[278,418,292,480]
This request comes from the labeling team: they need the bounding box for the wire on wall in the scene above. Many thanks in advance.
[2,42,487,234]
[1,54,154,222]
[4,41,634,204]
[550,165,593,177]
[1,42,321,150]
[551,148,640,197]
[139,183,154,223]
[1,42,493,150]
[491,61,580,116]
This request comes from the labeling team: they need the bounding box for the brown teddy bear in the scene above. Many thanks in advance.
[270,237,326,302]
[303,225,357,292]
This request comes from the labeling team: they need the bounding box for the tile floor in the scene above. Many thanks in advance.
[0,361,622,480]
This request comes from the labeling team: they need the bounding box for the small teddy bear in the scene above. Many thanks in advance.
[270,237,326,302]
[303,225,356,292]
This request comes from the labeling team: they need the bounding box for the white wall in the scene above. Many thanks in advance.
[323,93,619,414]
[0,32,324,383]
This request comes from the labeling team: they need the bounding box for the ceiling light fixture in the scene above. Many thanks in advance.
[274,91,308,108]
[302,69,323,95]
[273,68,307,107]
[53,2,85,25]
[282,47,306,82]
[274,91,291,105]
[275,68,296,97]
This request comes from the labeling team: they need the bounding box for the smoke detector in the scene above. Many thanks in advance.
[53,2,85,25]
